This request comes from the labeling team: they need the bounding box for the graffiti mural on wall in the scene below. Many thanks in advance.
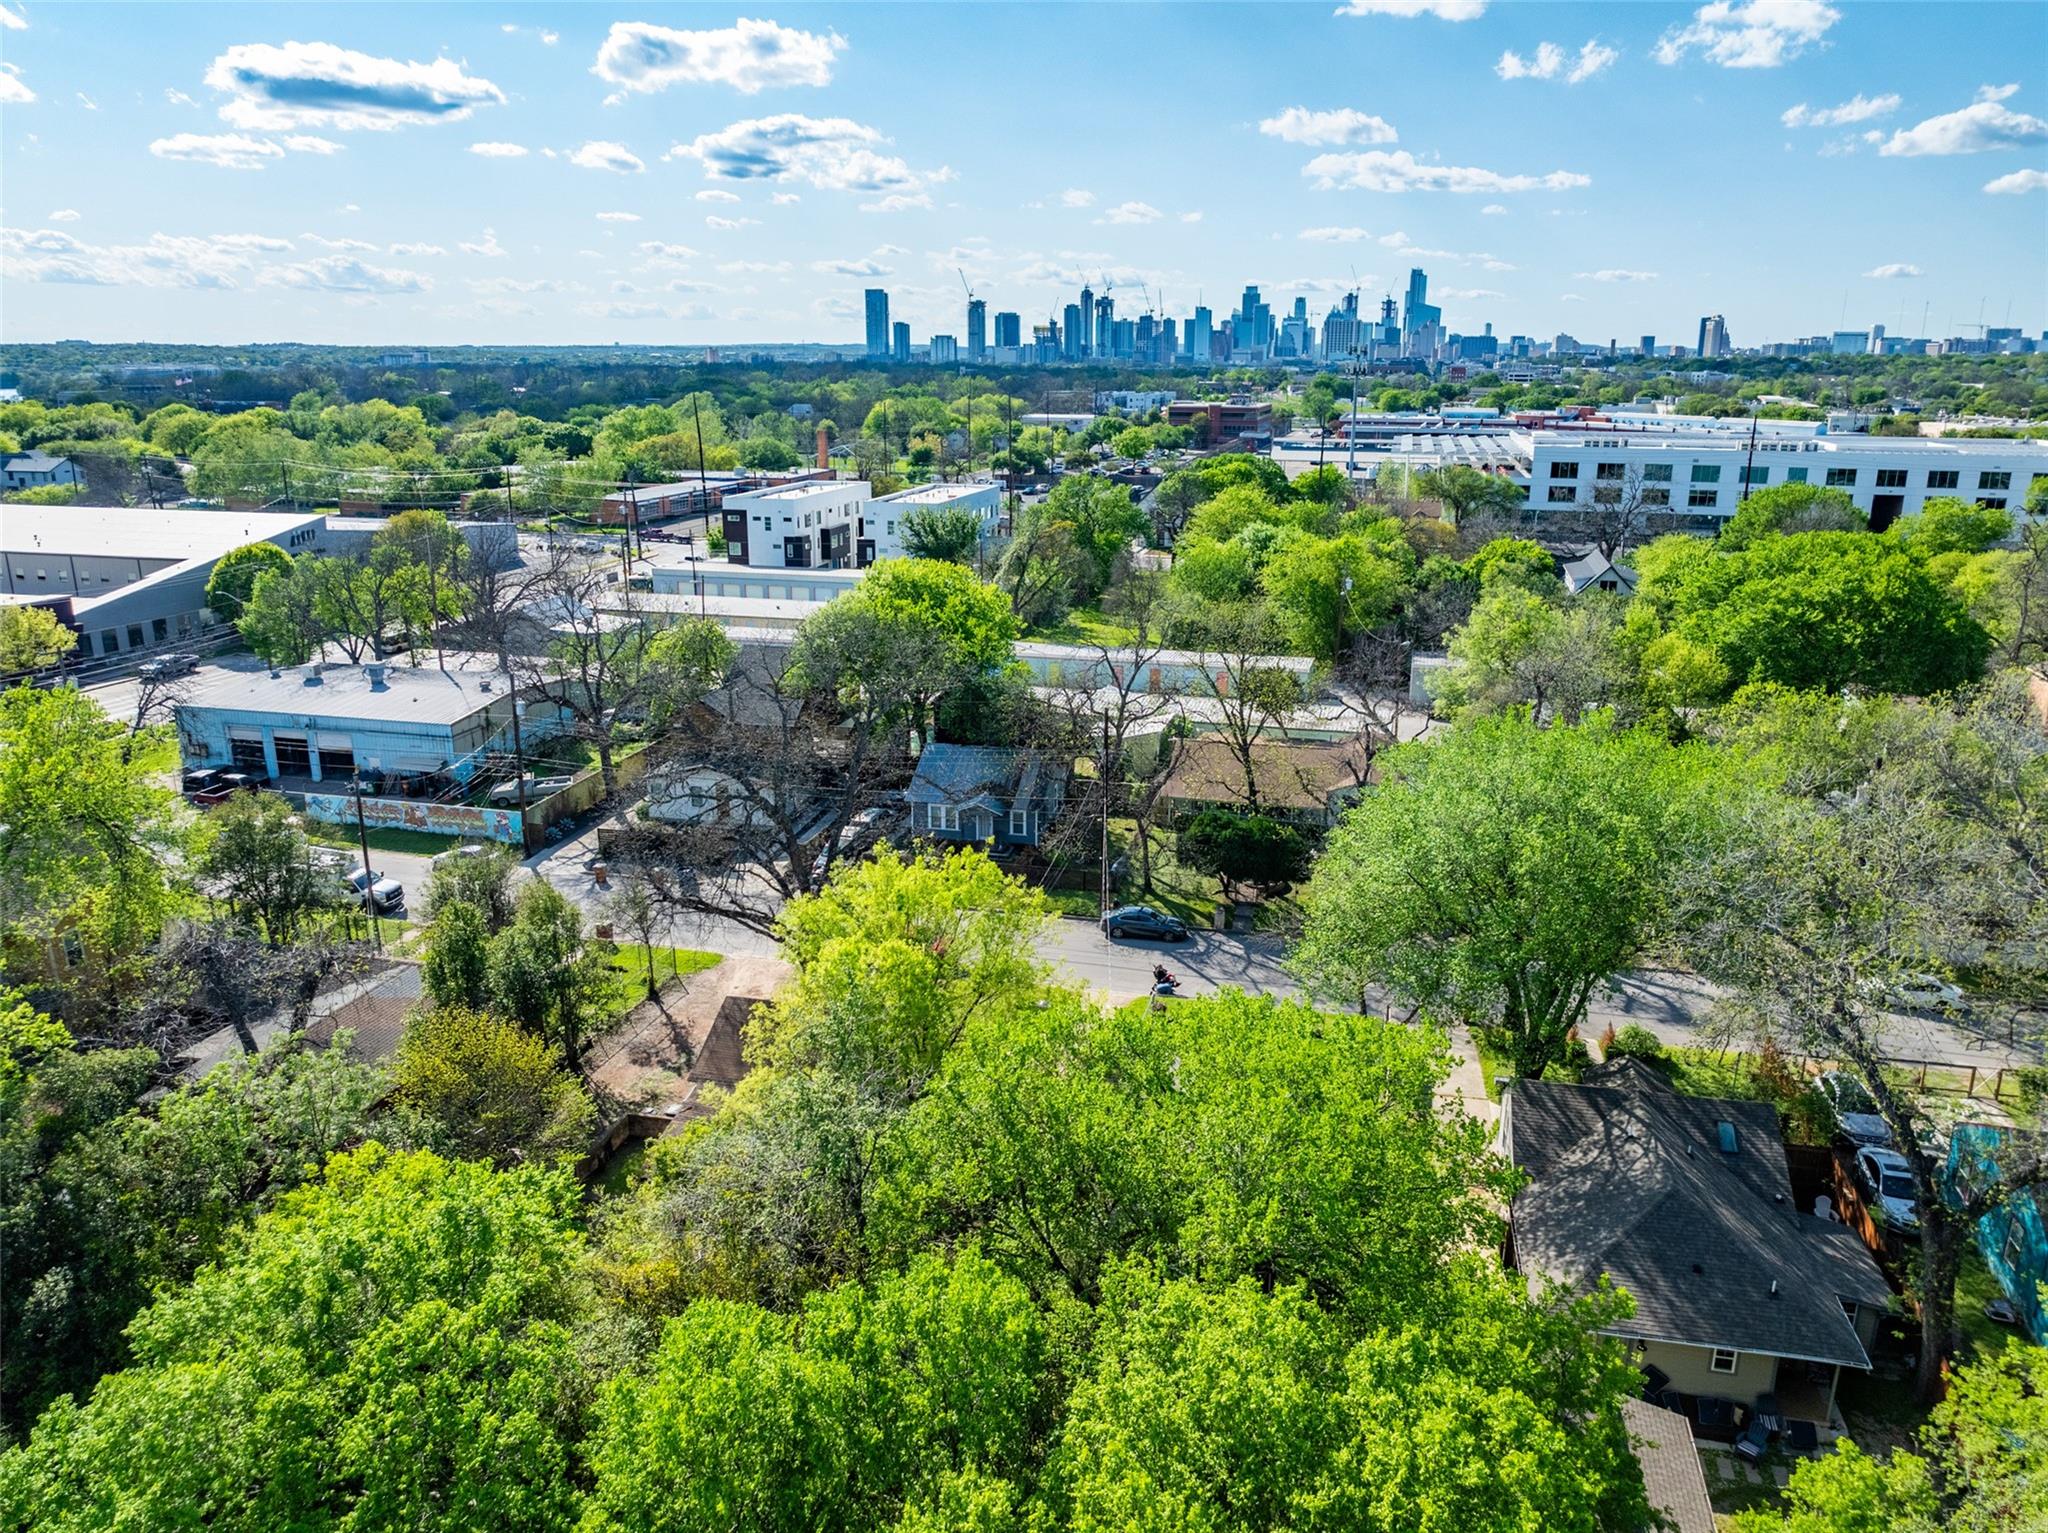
[305,793,524,845]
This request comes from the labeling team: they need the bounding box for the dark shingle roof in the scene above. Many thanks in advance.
[1621,1399,1716,1533]
[908,745,1062,812]
[1505,1061,1890,1367]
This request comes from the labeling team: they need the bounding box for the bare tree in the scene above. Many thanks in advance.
[1190,605,1306,815]
[1555,467,1670,560]
[1325,622,1417,786]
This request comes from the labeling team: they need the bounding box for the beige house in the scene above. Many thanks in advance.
[1501,1060,1892,1430]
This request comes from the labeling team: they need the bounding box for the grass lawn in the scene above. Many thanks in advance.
[1043,887,1102,920]
[1024,604,1138,649]
[601,945,722,1016]
[1472,1029,1515,1101]
[302,820,490,859]
[592,1141,646,1200]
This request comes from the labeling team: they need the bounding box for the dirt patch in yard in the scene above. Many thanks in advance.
[584,952,792,1115]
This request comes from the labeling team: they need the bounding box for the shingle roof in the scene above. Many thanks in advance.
[1505,1060,1890,1367]
[1621,1398,1716,1533]
[4,450,71,472]
[908,744,1062,811]
[1161,734,1375,813]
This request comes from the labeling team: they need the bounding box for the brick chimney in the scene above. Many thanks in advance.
[816,426,829,470]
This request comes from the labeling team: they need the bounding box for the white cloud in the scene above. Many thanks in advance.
[0,5,25,31]
[0,62,35,105]
[1480,203,1508,215]
[76,92,98,111]
[302,234,378,251]
[47,209,79,222]
[1984,167,2048,195]
[459,228,507,258]
[388,241,446,255]
[259,254,431,293]
[1300,225,1373,242]
[1304,148,1590,193]
[813,256,892,276]
[1258,107,1398,146]
[1438,287,1506,300]
[202,40,504,131]
[670,114,938,206]
[1864,262,1922,278]
[718,259,791,274]
[1498,39,1617,83]
[1576,268,1658,282]
[771,191,801,205]
[635,240,699,263]
[694,188,741,203]
[873,243,910,256]
[595,210,641,222]
[1880,85,2048,156]
[164,88,199,107]
[568,140,645,174]
[283,135,344,155]
[1,226,300,288]
[1335,0,1486,19]
[1654,0,1840,69]
[1098,200,1163,224]
[469,140,528,158]
[1781,92,1900,127]
[1180,210,1203,223]
[705,214,759,230]
[1559,292,1585,302]
[859,193,930,213]
[592,19,844,98]
[149,132,284,170]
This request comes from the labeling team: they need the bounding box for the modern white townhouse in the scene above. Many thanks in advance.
[717,479,873,569]
[864,481,1004,560]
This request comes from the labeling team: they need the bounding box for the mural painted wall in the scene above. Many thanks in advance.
[306,793,524,845]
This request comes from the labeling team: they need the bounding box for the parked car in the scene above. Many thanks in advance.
[182,767,225,795]
[488,773,576,805]
[431,843,490,868]
[1853,1145,1922,1232]
[343,866,405,914]
[1891,972,1964,1012]
[1102,904,1190,942]
[138,652,198,680]
[1816,1070,1892,1148]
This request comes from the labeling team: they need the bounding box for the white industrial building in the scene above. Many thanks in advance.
[717,479,873,569]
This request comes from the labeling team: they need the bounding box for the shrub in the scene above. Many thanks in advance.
[1606,1025,1664,1061]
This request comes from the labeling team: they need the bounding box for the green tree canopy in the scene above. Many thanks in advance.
[392,1006,595,1169]
[203,541,294,624]
[0,605,79,673]
[1716,481,1865,551]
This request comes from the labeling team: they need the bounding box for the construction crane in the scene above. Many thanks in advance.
[957,266,976,305]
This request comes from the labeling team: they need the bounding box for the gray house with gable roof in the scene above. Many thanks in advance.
[908,744,1067,849]
[1501,1059,1892,1426]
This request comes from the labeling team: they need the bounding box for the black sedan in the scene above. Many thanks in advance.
[1102,904,1190,942]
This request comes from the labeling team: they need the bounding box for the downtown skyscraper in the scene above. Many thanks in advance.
[864,289,890,358]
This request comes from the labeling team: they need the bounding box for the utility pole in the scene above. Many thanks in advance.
[1740,405,1761,507]
[352,785,382,952]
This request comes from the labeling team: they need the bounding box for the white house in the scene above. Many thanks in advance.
[2,451,84,492]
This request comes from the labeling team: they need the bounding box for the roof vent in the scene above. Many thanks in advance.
[364,663,388,690]
[1717,1120,1739,1154]
[1691,1263,1704,1276]
[302,669,322,686]
[479,678,493,693]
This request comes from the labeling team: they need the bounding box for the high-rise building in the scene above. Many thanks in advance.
[993,311,1021,349]
[1401,268,1442,360]
[1094,295,1115,357]
[930,334,959,365]
[1696,315,1730,358]
[891,321,911,364]
[1830,329,1869,355]
[1062,304,1084,361]
[864,289,891,357]
[1186,305,1212,363]
[1640,335,1656,355]
[965,299,986,361]
[1077,285,1094,358]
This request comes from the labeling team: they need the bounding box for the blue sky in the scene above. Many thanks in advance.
[2,1,2044,349]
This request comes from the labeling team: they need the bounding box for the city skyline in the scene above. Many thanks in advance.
[1,2,2044,347]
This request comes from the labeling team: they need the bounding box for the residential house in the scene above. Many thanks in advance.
[1620,1398,1716,1533]
[1502,1059,1892,1428]
[1159,733,1374,829]
[908,744,1066,849]
[2,450,84,493]
[1950,1122,2048,1345]
[1560,549,1639,597]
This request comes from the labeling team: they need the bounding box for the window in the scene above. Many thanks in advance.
[1741,466,1770,486]
[927,803,960,832]
[1549,461,1579,480]
[1786,466,1809,484]
[100,629,119,653]
[1980,497,2008,511]
[2006,1218,2024,1271]
[1688,488,1719,509]
[1691,464,1722,484]
[1841,1301,1858,1327]
[1592,485,1622,505]
[151,618,169,644]
[1642,487,1671,507]
[61,931,84,968]
[1928,470,1959,490]
[126,625,144,650]
[1709,1349,1740,1375]
[1825,467,1858,487]
[1547,485,1577,504]
[1595,462,1626,481]
[1641,463,1673,482]
[1981,471,2012,491]
[1009,810,1028,837]
[1875,468,1908,489]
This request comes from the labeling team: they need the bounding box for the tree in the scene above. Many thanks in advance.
[0,687,190,1012]
[599,878,667,1003]
[203,541,293,625]
[0,606,78,674]
[1433,586,1629,725]
[1637,530,1990,697]
[900,505,983,565]
[995,498,1092,624]
[421,900,493,1012]
[392,1006,595,1168]
[195,792,338,946]
[0,1147,587,1533]
[488,881,614,1071]
[1716,481,1865,550]
[1186,607,1304,815]
[1039,475,1148,595]
[735,435,800,470]
[1416,464,1527,526]
[1297,715,1715,1077]
[1176,809,1310,898]
[236,555,326,667]
[1896,494,2015,558]
[418,844,519,928]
